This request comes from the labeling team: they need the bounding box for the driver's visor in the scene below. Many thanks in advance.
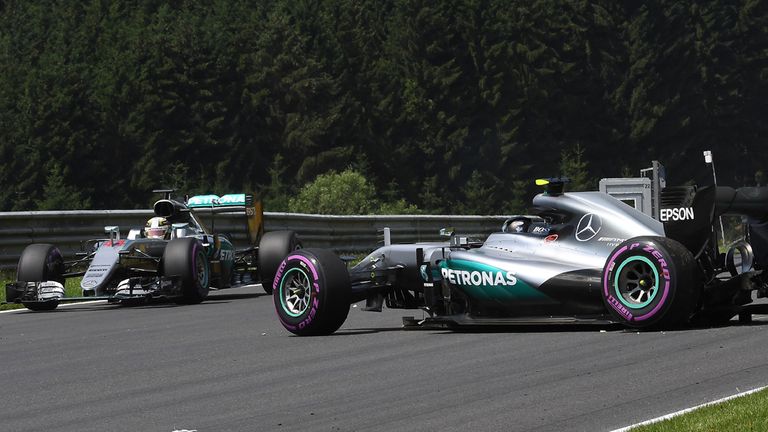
[146,228,167,238]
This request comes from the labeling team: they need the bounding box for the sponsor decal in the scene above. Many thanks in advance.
[85,265,110,277]
[597,236,626,248]
[660,207,695,222]
[575,213,602,242]
[643,244,671,281]
[604,243,672,321]
[441,267,517,286]
[532,226,550,235]
[187,195,219,206]
[606,294,633,320]
[544,234,559,243]
[298,297,319,330]
[219,249,234,261]
[187,194,246,207]
[81,279,98,288]
[598,237,625,243]
[218,194,246,205]
[438,259,548,301]
[275,255,322,331]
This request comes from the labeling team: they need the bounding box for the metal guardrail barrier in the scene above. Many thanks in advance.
[0,210,508,271]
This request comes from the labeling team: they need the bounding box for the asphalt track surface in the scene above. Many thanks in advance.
[3,285,768,432]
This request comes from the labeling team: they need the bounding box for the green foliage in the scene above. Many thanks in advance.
[458,171,502,215]
[560,143,595,192]
[35,163,92,210]
[289,169,376,214]
[288,169,420,215]
[0,1,766,214]
[261,154,291,212]
[378,199,421,215]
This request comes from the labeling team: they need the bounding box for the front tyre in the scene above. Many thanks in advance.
[17,244,65,311]
[163,238,210,304]
[601,236,699,329]
[273,249,350,336]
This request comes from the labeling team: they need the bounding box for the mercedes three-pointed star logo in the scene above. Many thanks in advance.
[575,213,602,242]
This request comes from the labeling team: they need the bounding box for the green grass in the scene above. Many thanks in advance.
[1,270,82,311]
[629,387,768,432]
[0,270,20,311]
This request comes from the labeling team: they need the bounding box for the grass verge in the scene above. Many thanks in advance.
[629,387,768,432]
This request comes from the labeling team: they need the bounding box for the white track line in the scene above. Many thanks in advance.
[610,385,768,432]
[0,300,107,314]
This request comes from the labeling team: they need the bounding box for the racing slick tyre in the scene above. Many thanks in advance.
[258,230,302,294]
[163,238,210,305]
[601,236,699,329]
[16,244,65,311]
[273,249,351,336]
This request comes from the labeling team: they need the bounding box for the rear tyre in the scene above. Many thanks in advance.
[601,236,699,329]
[17,244,64,311]
[273,249,350,336]
[163,238,210,304]
[258,230,301,294]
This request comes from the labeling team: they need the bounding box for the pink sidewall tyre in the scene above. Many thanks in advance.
[273,249,351,336]
[601,236,699,329]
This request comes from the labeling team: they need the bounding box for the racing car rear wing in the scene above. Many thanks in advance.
[186,193,264,245]
[661,185,768,256]
[153,193,264,245]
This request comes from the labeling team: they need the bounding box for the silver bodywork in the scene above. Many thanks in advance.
[359,191,662,279]
[352,191,664,314]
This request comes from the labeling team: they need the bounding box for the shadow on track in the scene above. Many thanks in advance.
[305,315,768,337]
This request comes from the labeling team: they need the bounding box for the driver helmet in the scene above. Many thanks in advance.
[509,220,527,232]
[145,216,170,239]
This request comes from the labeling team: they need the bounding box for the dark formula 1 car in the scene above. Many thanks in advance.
[5,190,300,311]
[270,179,768,335]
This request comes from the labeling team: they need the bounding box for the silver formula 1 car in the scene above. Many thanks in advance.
[270,179,768,335]
[5,190,300,311]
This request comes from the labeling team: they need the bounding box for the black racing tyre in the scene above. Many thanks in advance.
[601,236,700,329]
[17,244,65,284]
[258,230,302,294]
[163,238,210,304]
[273,249,351,336]
[17,244,65,311]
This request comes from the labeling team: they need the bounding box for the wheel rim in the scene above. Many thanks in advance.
[613,256,659,309]
[195,249,209,288]
[279,268,311,317]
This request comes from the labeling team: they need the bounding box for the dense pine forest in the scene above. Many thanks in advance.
[1,1,766,213]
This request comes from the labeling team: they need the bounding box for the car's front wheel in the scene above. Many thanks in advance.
[273,249,350,336]
[601,236,700,328]
[163,238,210,304]
[17,244,65,311]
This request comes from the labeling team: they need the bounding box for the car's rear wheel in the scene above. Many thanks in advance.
[163,238,210,304]
[258,230,301,294]
[273,249,350,336]
[601,236,699,328]
[17,244,65,311]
